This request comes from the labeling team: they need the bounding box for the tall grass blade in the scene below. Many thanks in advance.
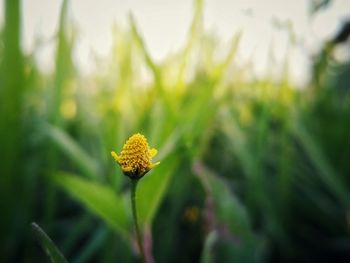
[212,32,241,81]
[45,124,99,180]
[200,231,218,263]
[52,172,129,237]
[195,161,253,237]
[31,222,68,263]
[72,225,108,263]
[176,0,204,92]
[292,120,350,206]
[194,161,259,260]
[0,0,25,260]
[44,0,75,226]
[129,14,177,120]
[137,157,178,226]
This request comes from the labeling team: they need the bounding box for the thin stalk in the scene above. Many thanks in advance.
[131,179,146,263]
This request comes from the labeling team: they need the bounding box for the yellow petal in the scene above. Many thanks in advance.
[111,151,120,163]
[149,161,160,169]
[150,148,158,158]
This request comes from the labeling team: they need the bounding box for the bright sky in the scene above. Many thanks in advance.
[1,0,350,86]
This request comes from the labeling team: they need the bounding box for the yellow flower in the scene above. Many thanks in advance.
[111,133,160,179]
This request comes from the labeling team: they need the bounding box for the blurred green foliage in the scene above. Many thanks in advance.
[1,0,350,262]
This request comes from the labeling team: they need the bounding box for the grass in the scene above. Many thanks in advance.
[1,0,350,262]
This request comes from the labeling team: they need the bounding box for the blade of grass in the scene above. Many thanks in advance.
[0,0,25,260]
[194,161,254,238]
[175,0,204,93]
[61,215,95,256]
[212,32,241,82]
[48,0,74,125]
[137,156,178,226]
[52,172,129,238]
[223,105,290,243]
[200,231,218,263]
[44,124,99,180]
[44,0,74,226]
[194,160,260,261]
[292,119,350,206]
[72,225,108,263]
[31,222,68,263]
[129,14,175,118]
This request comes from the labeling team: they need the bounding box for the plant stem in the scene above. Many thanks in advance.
[131,179,146,263]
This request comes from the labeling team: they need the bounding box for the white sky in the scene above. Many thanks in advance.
[1,0,350,86]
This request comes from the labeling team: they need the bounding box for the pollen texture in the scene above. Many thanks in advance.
[111,133,160,179]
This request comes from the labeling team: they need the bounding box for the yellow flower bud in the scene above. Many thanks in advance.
[111,133,160,179]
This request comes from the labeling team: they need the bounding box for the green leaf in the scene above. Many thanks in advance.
[212,32,241,81]
[52,172,129,237]
[129,13,159,83]
[137,156,178,226]
[31,222,68,263]
[291,120,350,206]
[45,124,99,180]
[196,163,253,237]
[195,161,260,261]
[200,231,218,263]
[129,13,175,117]
[175,0,203,92]
[72,225,108,263]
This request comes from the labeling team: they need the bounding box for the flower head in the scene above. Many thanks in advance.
[111,133,160,179]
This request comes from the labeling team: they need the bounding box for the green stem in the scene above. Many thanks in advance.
[131,180,146,263]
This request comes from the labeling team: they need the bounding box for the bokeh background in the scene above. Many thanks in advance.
[1,0,350,262]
